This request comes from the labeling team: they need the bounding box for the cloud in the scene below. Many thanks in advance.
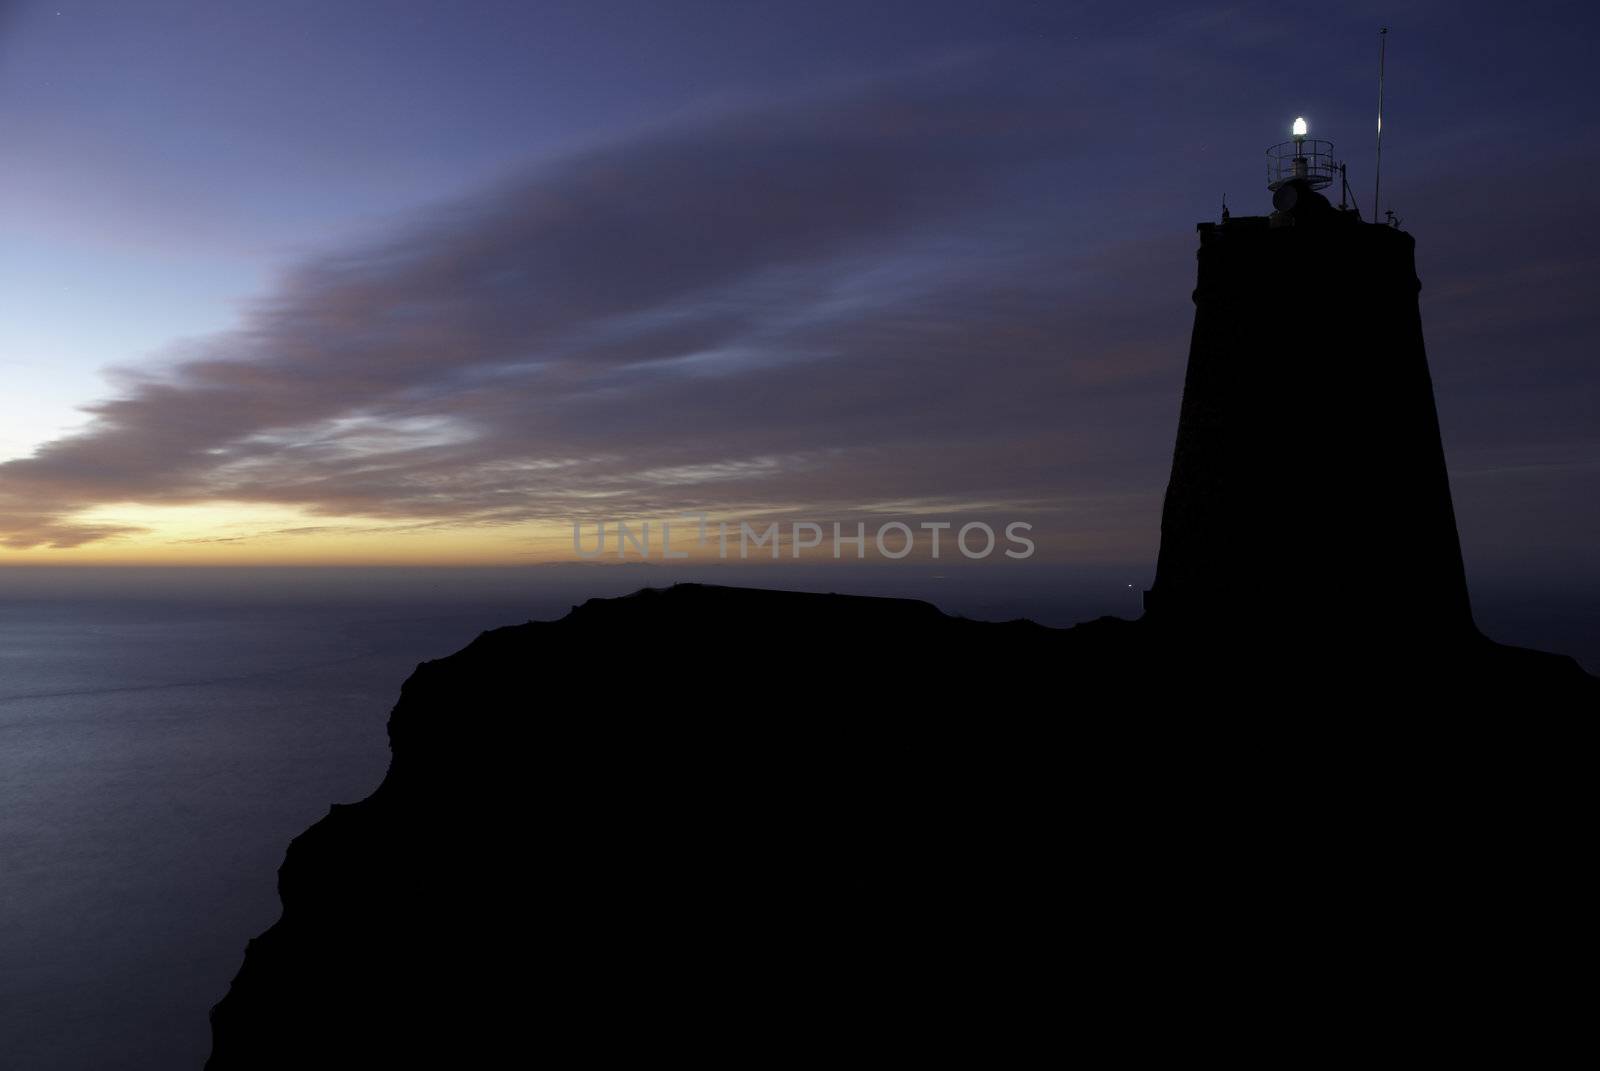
[0,518,147,551]
[0,55,1196,554]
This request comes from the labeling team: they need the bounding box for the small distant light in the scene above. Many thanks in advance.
[1292,116,1308,138]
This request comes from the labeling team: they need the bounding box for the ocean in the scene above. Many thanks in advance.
[1,565,1593,1069]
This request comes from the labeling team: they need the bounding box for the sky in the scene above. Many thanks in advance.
[0,0,1595,585]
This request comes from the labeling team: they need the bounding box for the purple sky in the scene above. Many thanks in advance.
[0,0,1595,582]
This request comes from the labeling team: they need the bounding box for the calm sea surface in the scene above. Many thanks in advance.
[0,566,1592,1069]
[0,598,535,1070]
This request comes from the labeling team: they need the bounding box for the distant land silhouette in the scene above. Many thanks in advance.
[206,178,1596,1066]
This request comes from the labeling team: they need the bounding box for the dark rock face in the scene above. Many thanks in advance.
[206,584,1594,1067]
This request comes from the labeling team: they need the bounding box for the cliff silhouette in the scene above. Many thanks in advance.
[204,583,1595,1067]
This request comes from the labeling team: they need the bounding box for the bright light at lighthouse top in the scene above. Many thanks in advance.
[1267,118,1334,191]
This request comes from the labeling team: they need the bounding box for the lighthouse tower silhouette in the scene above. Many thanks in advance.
[1144,120,1474,641]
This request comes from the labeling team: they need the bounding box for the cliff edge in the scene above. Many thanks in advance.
[206,583,1596,1066]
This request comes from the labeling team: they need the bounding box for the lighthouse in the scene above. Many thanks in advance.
[1144,120,1474,642]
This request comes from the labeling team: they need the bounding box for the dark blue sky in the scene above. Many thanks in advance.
[0,0,1595,582]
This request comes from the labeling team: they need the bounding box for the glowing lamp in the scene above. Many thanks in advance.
[1292,116,1308,138]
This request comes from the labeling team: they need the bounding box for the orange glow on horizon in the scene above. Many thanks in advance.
[0,502,579,565]
[0,502,1126,566]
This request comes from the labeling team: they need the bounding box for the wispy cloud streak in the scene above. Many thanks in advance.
[0,57,1193,551]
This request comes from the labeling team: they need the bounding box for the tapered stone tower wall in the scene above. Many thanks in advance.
[1145,187,1474,637]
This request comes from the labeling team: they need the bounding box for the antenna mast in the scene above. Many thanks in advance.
[1374,27,1388,220]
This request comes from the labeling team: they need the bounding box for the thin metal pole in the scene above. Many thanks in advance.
[1375,27,1387,220]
